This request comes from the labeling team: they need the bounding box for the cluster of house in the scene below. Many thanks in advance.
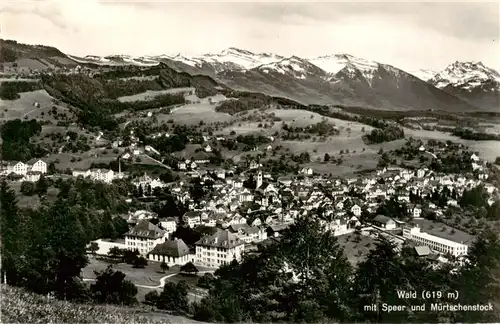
[0,159,47,182]
[87,151,494,269]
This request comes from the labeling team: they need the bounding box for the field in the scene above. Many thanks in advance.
[0,89,73,121]
[479,123,500,135]
[268,108,374,133]
[163,95,232,125]
[117,87,195,102]
[82,257,171,286]
[82,257,210,303]
[46,150,120,171]
[403,128,500,161]
[7,183,60,209]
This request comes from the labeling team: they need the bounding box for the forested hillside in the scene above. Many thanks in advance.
[40,63,223,130]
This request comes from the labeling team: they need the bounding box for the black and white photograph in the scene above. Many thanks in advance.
[1,0,500,323]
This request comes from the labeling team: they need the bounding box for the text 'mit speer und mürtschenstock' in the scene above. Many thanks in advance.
[363,290,494,313]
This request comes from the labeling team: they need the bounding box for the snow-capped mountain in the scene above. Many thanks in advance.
[172,48,284,73]
[310,54,380,84]
[257,56,327,80]
[428,61,500,111]
[215,51,477,112]
[430,61,500,90]
[408,69,437,82]
[68,54,161,66]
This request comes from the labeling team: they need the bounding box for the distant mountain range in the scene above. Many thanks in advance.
[1,39,498,112]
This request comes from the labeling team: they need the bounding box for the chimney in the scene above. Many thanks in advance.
[214,237,218,244]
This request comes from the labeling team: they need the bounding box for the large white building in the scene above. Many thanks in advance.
[132,173,166,190]
[159,217,177,237]
[124,220,168,255]
[402,225,469,257]
[73,168,115,183]
[195,230,245,268]
[31,160,47,174]
[3,159,47,176]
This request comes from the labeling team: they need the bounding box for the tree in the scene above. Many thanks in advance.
[44,199,89,299]
[0,181,28,286]
[101,212,117,239]
[144,290,159,305]
[180,261,199,275]
[156,281,189,313]
[20,181,35,196]
[90,265,137,305]
[197,273,215,289]
[112,216,129,237]
[132,256,148,268]
[35,175,49,196]
[487,200,500,220]
[323,153,330,162]
[87,242,99,255]
[160,261,169,273]
[194,217,353,323]
[352,238,410,322]
[122,249,139,265]
[107,246,123,259]
[456,229,500,323]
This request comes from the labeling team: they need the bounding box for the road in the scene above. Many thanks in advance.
[141,154,172,170]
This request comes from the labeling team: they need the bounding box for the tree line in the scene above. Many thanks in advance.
[453,127,500,141]
[0,81,42,100]
[0,178,133,300]
[0,119,46,161]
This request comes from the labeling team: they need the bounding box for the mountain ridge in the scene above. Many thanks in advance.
[1,39,497,112]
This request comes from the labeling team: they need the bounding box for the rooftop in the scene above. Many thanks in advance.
[126,220,165,239]
[408,219,475,245]
[195,229,244,249]
[149,238,190,257]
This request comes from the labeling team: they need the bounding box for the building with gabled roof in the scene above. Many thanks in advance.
[148,238,192,266]
[195,229,245,268]
[124,220,167,255]
[371,215,397,230]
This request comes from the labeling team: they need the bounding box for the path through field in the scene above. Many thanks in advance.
[83,270,213,299]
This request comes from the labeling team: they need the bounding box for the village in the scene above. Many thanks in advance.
[1,133,497,276]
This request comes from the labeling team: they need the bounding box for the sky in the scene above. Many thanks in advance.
[2,0,500,71]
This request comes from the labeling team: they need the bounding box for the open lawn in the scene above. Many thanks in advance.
[117,87,195,102]
[279,137,368,160]
[220,109,372,140]
[0,89,73,121]
[82,257,172,286]
[5,183,59,209]
[82,258,211,304]
[165,101,232,125]
[46,150,121,171]
[337,232,377,266]
[269,108,374,133]
[403,128,500,162]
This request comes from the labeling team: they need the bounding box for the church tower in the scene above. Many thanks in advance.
[256,170,263,189]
